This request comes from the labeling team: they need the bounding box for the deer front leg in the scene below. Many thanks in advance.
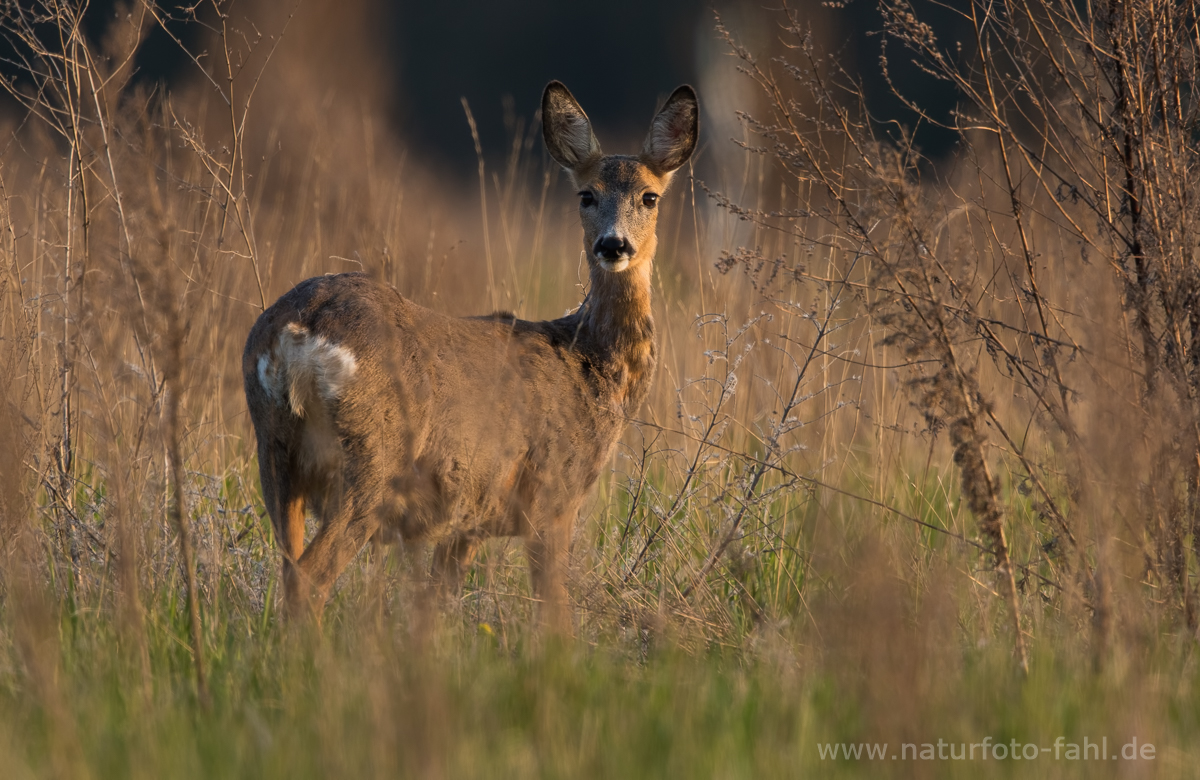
[431,535,481,598]
[524,516,574,635]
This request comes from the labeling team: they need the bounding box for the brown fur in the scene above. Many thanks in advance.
[242,81,698,628]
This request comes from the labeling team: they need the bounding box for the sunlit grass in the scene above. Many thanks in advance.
[2,573,1196,779]
[1,1,1199,777]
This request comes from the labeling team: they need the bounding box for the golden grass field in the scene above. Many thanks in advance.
[0,1,1198,777]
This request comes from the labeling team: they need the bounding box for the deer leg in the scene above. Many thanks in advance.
[364,524,401,622]
[259,449,310,618]
[368,523,402,580]
[295,517,380,621]
[295,463,383,621]
[524,517,573,634]
[431,536,480,598]
[279,492,308,616]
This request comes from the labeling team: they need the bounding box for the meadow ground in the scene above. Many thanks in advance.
[1,1,1199,777]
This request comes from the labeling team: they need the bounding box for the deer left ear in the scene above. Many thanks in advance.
[543,81,603,173]
[641,85,698,180]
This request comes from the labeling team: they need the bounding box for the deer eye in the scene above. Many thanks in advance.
[642,193,659,208]
[579,191,596,207]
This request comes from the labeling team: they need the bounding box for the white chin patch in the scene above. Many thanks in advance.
[600,258,631,272]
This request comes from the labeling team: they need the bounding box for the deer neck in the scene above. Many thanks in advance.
[578,261,656,408]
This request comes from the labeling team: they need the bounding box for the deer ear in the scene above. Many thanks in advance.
[641,85,698,178]
[542,81,602,172]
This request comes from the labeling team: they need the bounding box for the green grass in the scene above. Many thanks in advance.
[1,592,1196,779]
[4,437,1189,779]
[1,3,1197,773]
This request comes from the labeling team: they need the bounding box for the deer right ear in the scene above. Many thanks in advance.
[542,81,602,173]
[641,85,698,178]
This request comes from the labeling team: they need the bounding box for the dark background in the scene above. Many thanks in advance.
[388,0,974,172]
[1,0,976,176]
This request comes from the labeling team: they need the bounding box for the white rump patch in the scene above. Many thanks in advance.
[257,352,283,404]
[259,322,358,418]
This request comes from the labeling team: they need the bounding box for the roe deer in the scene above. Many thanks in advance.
[242,81,698,627]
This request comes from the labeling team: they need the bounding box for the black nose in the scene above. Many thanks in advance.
[594,235,633,259]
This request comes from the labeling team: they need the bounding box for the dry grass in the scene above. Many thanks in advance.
[0,0,1197,776]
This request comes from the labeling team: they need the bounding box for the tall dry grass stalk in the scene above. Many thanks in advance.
[702,0,1200,671]
[0,0,1195,711]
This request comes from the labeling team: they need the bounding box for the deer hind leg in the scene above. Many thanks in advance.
[294,459,385,621]
[279,492,309,616]
[259,448,310,617]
